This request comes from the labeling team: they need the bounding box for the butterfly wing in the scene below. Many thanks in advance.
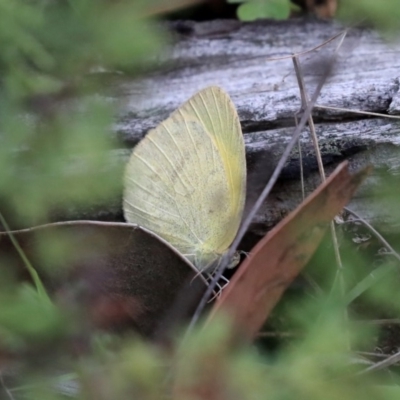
[123,86,246,270]
[173,87,246,254]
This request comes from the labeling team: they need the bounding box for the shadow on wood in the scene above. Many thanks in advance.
[0,221,207,338]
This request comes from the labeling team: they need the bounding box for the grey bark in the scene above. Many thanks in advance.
[112,18,400,236]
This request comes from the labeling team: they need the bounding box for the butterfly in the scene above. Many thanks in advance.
[123,86,246,273]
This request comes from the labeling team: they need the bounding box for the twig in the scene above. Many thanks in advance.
[294,117,306,200]
[292,51,349,347]
[0,372,15,400]
[357,350,400,374]
[356,351,390,359]
[315,104,400,120]
[292,55,326,180]
[187,30,348,334]
[252,30,347,63]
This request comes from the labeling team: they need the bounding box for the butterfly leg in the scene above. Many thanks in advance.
[205,273,230,302]
[189,268,224,300]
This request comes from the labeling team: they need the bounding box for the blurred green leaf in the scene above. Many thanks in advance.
[236,0,291,21]
[0,0,168,228]
[0,284,65,348]
[0,98,123,224]
[345,263,397,305]
[338,0,400,33]
[78,337,166,400]
[1,1,400,399]
[0,211,50,303]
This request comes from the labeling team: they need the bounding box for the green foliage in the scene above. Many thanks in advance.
[230,0,400,32]
[0,0,166,226]
[0,0,173,397]
[77,337,166,399]
[338,0,400,33]
[229,0,291,21]
[1,1,400,399]
[0,284,64,349]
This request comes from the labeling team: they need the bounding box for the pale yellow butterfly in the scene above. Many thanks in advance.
[123,86,246,272]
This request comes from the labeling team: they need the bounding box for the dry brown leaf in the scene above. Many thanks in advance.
[207,161,371,340]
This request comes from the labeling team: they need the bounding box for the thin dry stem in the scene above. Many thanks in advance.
[315,104,400,120]
[188,30,348,333]
[292,52,349,348]
[358,350,400,374]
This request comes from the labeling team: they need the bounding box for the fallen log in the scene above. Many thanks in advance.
[112,18,400,236]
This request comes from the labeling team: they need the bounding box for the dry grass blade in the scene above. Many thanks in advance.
[358,350,400,375]
[292,53,348,344]
[315,105,400,120]
[207,162,371,341]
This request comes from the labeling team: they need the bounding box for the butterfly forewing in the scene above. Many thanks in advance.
[123,86,246,271]
[175,87,246,230]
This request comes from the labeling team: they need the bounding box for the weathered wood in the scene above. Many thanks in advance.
[116,19,400,140]
[112,18,400,236]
